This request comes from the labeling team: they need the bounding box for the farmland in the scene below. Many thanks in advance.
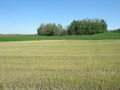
[0,40,120,90]
[0,33,120,42]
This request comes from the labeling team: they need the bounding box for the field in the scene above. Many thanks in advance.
[0,33,120,41]
[0,40,120,90]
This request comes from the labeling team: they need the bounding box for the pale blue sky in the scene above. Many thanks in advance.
[0,0,120,34]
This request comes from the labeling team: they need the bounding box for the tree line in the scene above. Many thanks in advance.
[37,18,108,36]
[110,28,120,33]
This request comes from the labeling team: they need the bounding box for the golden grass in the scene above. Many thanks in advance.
[0,40,120,90]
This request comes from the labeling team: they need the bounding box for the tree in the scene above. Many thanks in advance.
[110,28,120,33]
[37,23,67,36]
[68,18,107,35]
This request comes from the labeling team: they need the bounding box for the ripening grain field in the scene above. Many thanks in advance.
[0,40,120,90]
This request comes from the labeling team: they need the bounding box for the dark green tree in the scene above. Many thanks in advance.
[68,18,107,35]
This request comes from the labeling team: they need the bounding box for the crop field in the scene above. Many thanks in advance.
[0,33,120,42]
[0,40,120,90]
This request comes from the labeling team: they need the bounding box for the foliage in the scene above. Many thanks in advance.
[37,23,67,36]
[67,18,107,35]
[110,28,120,33]
[37,18,108,36]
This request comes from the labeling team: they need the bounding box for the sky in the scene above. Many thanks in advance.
[0,0,120,34]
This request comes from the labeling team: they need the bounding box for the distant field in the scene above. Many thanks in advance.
[0,40,120,89]
[0,33,120,41]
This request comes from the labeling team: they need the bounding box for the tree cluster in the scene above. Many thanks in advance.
[68,19,107,35]
[110,28,120,33]
[37,18,108,36]
[37,23,67,36]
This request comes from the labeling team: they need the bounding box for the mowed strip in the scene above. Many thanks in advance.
[0,40,120,89]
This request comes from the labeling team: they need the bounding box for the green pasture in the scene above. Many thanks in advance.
[0,33,120,42]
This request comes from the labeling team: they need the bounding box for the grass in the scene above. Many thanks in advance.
[0,40,120,90]
[0,32,120,42]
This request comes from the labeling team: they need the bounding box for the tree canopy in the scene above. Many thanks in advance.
[110,28,120,33]
[37,18,108,36]
[37,23,67,36]
[67,18,107,35]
